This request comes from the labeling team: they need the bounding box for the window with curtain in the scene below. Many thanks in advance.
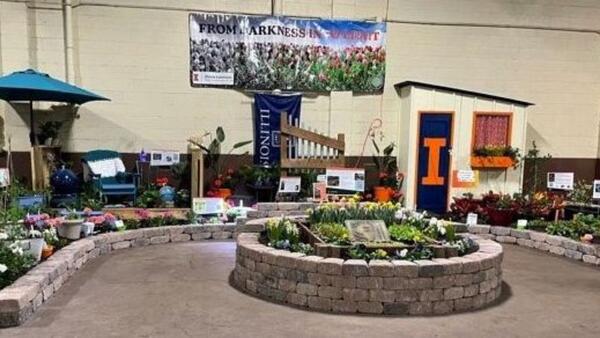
[473,114,510,149]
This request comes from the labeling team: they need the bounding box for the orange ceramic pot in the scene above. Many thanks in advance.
[41,245,54,259]
[217,188,232,199]
[373,186,393,202]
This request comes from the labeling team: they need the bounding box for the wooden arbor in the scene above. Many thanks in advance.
[280,114,345,175]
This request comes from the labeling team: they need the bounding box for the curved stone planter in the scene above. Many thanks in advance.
[468,225,600,266]
[0,224,236,328]
[231,231,504,315]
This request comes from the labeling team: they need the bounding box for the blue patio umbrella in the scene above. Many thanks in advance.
[0,69,109,145]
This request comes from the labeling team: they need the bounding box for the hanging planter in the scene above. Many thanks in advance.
[470,156,515,169]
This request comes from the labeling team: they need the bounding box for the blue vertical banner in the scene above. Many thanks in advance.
[253,93,302,166]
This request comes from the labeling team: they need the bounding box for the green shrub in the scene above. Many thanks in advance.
[0,241,35,289]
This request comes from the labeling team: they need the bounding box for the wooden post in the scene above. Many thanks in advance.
[190,146,204,198]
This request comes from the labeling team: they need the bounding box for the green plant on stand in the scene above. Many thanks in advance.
[188,127,252,177]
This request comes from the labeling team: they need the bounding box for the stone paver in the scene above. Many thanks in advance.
[0,242,599,338]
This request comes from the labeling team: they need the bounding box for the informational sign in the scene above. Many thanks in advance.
[192,197,225,215]
[547,172,574,190]
[0,168,9,187]
[344,220,390,242]
[253,93,301,166]
[189,13,386,92]
[466,213,478,227]
[593,180,600,199]
[312,182,327,202]
[516,219,528,230]
[325,168,365,192]
[452,170,479,188]
[150,150,180,167]
[278,176,301,193]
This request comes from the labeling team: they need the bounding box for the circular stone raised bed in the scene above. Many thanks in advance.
[232,220,503,316]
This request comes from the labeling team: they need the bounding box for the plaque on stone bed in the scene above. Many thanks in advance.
[344,220,390,242]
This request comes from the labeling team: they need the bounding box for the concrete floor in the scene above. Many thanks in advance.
[1,241,599,338]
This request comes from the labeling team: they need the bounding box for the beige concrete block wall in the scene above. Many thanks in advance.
[1,0,599,164]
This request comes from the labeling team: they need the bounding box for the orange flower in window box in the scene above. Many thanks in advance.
[471,146,519,169]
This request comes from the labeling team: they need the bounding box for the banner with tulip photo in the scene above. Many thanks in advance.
[189,13,386,92]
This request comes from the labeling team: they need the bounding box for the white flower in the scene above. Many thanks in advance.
[0,232,7,240]
[9,242,23,256]
[0,264,7,273]
[429,217,438,226]
[399,249,408,258]
[436,220,447,235]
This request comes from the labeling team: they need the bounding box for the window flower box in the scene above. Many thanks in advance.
[470,156,515,169]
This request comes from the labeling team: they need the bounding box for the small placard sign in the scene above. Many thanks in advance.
[466,213,478,226]
[516,219,528,230]
[344,220,390,242]
[593,180,600,199]
[547,172,574,190]
[325,168,365,192]
[278,176,301,193]
[150,150,181,166]
[192,197,225,215]
[0,168,9,187]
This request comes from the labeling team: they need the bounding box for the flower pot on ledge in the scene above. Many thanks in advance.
[373,186,393,202]
[470,156,515,169]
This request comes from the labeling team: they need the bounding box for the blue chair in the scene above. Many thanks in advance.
[81,150,138,202]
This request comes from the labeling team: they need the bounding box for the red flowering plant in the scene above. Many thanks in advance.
[206,168,237,197]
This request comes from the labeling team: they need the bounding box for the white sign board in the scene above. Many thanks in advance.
[0,168,9,187]
[517,219,528,230]
[457,170,476,183]
[466,213,478,226]
[325,168,365,192]
[593,180,600,199]
[278,176,301,193]
[150,150,181,166]
[192,197,225,215]
[547,172,574,190]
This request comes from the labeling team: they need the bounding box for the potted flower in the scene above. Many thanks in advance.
[371,141,401,203]
[483,192,516,226]
[58,210,83,240]
[42,227,58,259]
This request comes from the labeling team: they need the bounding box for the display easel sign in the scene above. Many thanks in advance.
[325,168,365,192]
[278,177,301,193]
[192,197,225,215]
[547,172,574,190]
[0,168,9,187]
[593,180,600,199]
[452,170,479,188]
[150,150,181,166]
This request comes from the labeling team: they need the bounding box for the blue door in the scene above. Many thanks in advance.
[416,113,453,214]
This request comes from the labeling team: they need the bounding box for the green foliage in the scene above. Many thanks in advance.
[312,222,350,245]
[135,185,161,208]
[290,242,314,255]
[123,219,141,230]
[568,180,592,205]
[265,218,300,248]
[65,209,81,220]
[37,121,62,144]
[0,241,36,289]
[347,245,389,261]
[545,221,576,238]
[238,165,280,187]
[521,140,552,195]
[79,182,104,211]
[196,127,252,176]
[308,202,399,227]
[388,224,426,244]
